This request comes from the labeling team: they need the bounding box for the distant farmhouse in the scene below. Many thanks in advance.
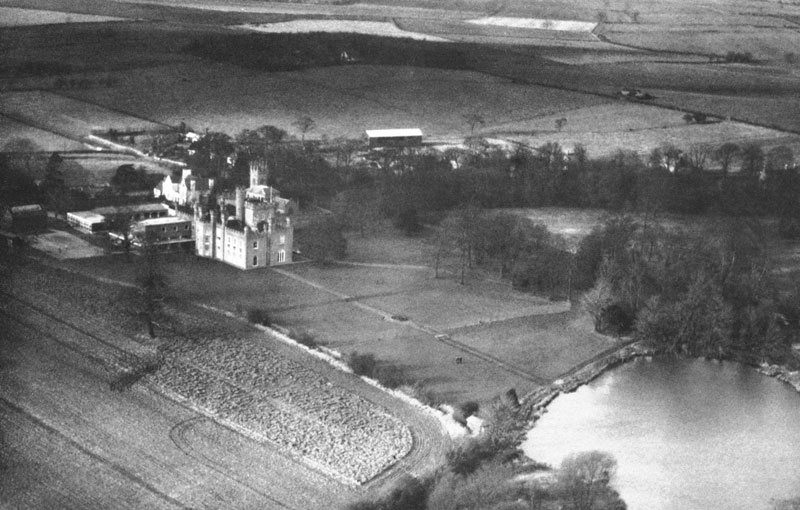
[154,169,215,207]
[3,204,48,234]
[194,161,293,270]
[366,128,423,149]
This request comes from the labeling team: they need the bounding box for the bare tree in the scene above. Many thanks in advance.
[463,113,485,135]
[740,143,765,177]
[555,117,568,132]
[686,144,710,172]
[108,215,134,260]
[713,142,740,176]
[134,234,168,338]
[557,451,620,510]
[293,115,316,147]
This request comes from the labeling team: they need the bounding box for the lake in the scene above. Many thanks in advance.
[523,357,800,510]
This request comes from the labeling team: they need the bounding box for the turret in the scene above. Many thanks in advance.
[250,159,268,188]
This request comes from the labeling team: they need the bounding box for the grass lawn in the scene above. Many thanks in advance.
[449,311,617,381]
[344,226,438,266]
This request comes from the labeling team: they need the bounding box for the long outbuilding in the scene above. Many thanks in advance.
[365,128,423,149]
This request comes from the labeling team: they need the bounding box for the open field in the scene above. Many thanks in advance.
[58,152,176,186]
[61,253,548,402]
[0,314,352,510]
[0,114,86,151]
[0,90,168,139]
[650,89,800,136]
[27,230,106,259]
[56,63,609,139]
[4,16,800,144]
[449,312,617,381]
[1,257,449,507]
[493,104,800,159]
[0,5,123,26]
[602,25,800,63]
[58,213,616,404]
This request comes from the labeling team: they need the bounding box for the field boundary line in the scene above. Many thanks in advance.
[51,89,174,129]
[0,112,97,148]
[469,48,800,137]
[0,397,193,510]
[551,336,638,383]
[270,266,550,384]
[335,260,431,271]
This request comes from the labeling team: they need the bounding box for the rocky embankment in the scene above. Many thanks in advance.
[522,343,654,420]
[757,362,800,392]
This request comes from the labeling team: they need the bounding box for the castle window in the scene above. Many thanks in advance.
[279,235,286,244]
[253,255,258,266]
[253,241,258,249]
[277,250,286,263]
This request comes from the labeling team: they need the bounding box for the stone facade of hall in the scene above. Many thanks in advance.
[194,161,293,270]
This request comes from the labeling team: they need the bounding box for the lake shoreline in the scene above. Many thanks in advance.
[521,342,800,424]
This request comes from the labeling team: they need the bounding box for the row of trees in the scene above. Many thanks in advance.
[144,126,800,242]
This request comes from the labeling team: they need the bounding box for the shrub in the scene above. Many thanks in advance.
[374,364,410,389]
[346,352,412,389]
[596,303,635,336]
[458,401,480,420]
[289,328,319,349]
[346,351,378,377]
[446,437,498,475]
[778,217,800,240]
[394,206,423,235]
[397,383,440,407]
[246,308,272,326]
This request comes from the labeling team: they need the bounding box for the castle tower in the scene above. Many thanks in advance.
[250,159,268,189]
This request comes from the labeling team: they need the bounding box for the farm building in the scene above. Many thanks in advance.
[195,161,293,270]
[366,128,423,149]
[67,210,107,233]
[68,203,171,233]
[3,204,47,234]
[154,168,215,207]
[93,203,171,225]
[128,216,194,251]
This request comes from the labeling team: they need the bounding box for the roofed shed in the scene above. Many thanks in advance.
[366,128,423,149]
[6,204,47,234]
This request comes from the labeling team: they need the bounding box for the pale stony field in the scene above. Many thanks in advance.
[0,6,124,26]
[238,20,450,41]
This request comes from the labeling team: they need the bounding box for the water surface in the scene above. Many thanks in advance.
[523,357,800,510]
